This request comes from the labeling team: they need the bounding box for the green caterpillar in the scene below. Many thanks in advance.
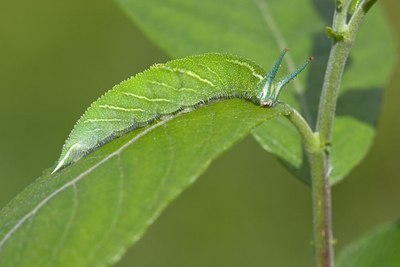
[52,49,311,173]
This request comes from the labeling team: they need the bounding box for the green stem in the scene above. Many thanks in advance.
[284,107,318,154]
[311,1,376,267]
[309,151,334,267]
[287,1,377,266]
[317,0,373,145]
[285,107,333,267]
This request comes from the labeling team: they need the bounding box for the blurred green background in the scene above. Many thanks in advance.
[0,1,399,266]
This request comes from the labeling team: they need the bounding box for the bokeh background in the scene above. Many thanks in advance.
[0,1,399,266]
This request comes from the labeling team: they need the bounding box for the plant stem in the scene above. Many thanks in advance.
[310,1,376,267]
[284,107,318,154]
[316,0,373,145]
[287,1,377,266]
[309,151,334,267]
[285,107,333,267]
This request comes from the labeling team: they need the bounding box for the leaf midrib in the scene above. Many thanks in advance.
[0,117,175,250]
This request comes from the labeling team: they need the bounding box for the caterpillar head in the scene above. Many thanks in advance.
[257,48,313,107]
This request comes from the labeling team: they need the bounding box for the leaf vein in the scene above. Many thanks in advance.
[0,117,176,249]
[87,155,125,264]
[144,124,176,226]
[46,184,79,267]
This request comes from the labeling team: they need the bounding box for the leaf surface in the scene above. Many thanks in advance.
[337,222,400,267]
[117,0,395,184]
[0,54,288,267]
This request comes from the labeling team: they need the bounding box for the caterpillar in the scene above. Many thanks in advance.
[52,49,312,173]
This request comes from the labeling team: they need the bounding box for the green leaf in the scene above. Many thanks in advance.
[0,54,289,266]
[337,222,400,267]
[117,0,395,184]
